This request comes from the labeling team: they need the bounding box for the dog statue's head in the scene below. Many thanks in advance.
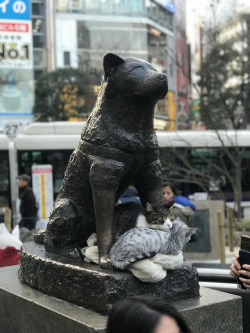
[103,53,168,102]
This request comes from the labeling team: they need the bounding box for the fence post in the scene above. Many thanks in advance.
[226,206,234,252]
[217,211,225,263]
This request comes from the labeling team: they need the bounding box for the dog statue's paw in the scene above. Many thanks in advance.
[99,257,113,270]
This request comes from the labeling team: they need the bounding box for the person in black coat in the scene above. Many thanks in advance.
[17,174,37,230]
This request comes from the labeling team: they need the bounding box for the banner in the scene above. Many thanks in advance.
[32,165,54,229]
[0,0,33,127]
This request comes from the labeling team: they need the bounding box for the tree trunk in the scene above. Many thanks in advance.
[234,159,242,221]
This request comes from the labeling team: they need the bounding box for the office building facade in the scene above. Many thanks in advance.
[53,0,179,129]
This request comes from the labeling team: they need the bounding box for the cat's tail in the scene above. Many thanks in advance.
[109,247,156,270]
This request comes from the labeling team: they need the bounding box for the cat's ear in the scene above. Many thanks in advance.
[164,200,175,209]
[190,227,198,234]
[146,202,153,212]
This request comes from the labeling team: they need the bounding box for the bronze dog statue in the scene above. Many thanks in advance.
[44,53,168,269]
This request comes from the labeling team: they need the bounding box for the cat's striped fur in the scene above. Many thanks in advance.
[110,218,197,270]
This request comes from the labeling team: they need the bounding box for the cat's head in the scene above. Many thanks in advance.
[145,200,175,231]
[171,218,198,248]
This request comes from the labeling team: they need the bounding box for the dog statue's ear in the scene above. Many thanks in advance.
[103,53,125,80]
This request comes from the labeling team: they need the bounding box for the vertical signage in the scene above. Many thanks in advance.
[0,0,34,127]
[32,165,53,229]
[175,0,189,129]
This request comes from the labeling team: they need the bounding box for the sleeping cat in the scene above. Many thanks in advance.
[113,200,175,240]
[109,218,197,270]
[83,200,175,264]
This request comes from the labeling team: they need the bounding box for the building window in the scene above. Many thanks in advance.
[34,49,45,67]
[32,3,44,16]
[33,35,45,48]
[64,51,71,66]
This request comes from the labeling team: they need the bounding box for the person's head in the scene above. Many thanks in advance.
[17,174,30,188]
[106,295,191,333]
[162,182,177,203]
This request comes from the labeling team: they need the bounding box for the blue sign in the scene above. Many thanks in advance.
[154,0,176,14]
[0,0,30,20]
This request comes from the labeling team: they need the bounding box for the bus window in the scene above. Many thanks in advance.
[160,147,232,198]
[0,151,10,207]
[190,148,221,179]
[18,150,73,200]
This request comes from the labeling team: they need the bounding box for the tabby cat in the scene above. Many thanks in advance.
[110,218,197,270]
[113,200,175,241]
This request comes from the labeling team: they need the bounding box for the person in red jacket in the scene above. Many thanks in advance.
[17,174,37,230]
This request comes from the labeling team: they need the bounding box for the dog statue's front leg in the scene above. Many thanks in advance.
[92,188,115,269]
[89,157,128,269]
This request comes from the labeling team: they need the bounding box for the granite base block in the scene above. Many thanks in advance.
[19,241,200,315]
[0,265,243,333]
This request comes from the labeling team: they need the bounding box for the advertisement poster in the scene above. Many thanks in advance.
[0,0,34,128]
[32,165,53,229]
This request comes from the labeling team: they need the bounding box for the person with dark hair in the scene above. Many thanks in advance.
[17,174,37,230]
[162,182,197,242]
[106,295,191,333]
[162,182,196,224]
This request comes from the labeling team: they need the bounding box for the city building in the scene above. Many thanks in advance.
[31,0,48,79]
[52,0,180,129]
[0,0,191,130]
[0,0,48,128]
[175,0,190,129]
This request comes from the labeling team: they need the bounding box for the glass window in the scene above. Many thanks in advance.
[146,1,173,31]
[32,3,44,16]
[64,51,71,66]
[33,35,45,48]
[85,0,100,12]
[33,50,46,67]
[18,151,73,200]
[71,0,81,7]
[77,22,91,49]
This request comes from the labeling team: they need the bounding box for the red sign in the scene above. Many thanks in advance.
[32,168,52,174]
[0,22,29,33]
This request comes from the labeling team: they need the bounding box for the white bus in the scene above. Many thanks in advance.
[1,122,250,215]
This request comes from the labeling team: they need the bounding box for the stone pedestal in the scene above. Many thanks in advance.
[19,242,200,315]
[0,265,243,333]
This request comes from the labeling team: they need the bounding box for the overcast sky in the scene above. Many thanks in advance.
[186,0,250,43]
